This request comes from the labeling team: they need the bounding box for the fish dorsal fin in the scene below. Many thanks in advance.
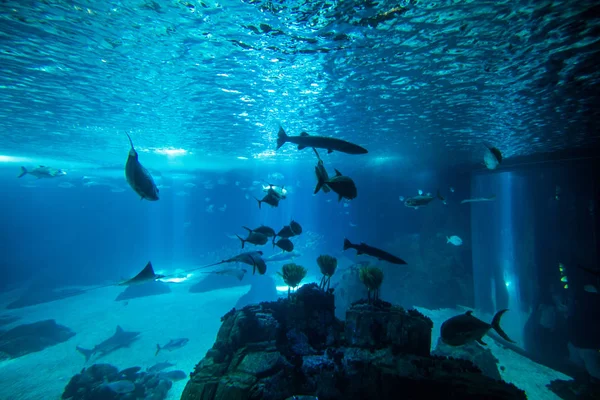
[491,147,502,163]
[124,261,156,285]
[465,310,473,315]
[125,133,138,159]
[327,149,333,154]
[115,325,124,334]
[334,169,342,177]
[300,132,310,137]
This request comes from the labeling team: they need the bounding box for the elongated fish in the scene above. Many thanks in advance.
[343,238,407,265]
[276,127,368,155]
[461,195,496,204]
[125,133,159,201]
[199,251,267,275]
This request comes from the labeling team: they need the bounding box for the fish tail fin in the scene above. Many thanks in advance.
[76,346,93,362]
[253,196,262,209]
[272,236,276,248]
[242,226,253,233]
[125,132,134,149]
[491,309,515,343]
[276,126,288,150]
[314,174,325,194]
[18,166,27,178]
[436,190,444,200]
[155,344,161,356]
[446,236,450,243]
[343,238,353,251]
[236,235,245,249]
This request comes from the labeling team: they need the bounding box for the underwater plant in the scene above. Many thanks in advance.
[278,263,307,297]
[317,255,337,291]
[359,266,384,304]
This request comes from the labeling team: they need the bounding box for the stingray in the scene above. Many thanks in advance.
[119,261,165,286]
[125,133,160,201]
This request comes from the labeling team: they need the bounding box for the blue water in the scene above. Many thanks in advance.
[1,1,599,399]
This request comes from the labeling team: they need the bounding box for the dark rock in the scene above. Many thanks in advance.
[61,363,174,400]
[547,378,600,400]
[0,314,20,327]
[181,284,525,400]
[344,300,433,356]
[0,319,75,360]
[115,281,171,302]
[432,337,502,380]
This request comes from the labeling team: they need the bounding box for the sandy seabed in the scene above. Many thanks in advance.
[0,281,572,400]
[0,280,249,400]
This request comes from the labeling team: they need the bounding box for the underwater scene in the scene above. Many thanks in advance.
[1,1,599,399]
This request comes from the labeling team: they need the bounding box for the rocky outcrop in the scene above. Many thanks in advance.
[0,319,75,360]
[432,337,502,380]
[181,284,525,400]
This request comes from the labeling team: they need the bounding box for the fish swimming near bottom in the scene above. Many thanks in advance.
[440,309,515,346]
[159,370,187,381]
[156,338,189,356]
[147,361,176,373]
[343,238,407,265]
[18,165,67,179]
[461,195,496,204]
[76,326,141,362]
[103,380,135,394]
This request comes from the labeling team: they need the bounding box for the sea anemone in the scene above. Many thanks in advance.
[317,255,337,291]
[278,263,307,297]
[359,266,384,304]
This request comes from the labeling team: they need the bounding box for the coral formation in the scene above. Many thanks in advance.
[181,284,526,400]
[359,265,384,303]
[277,263,307,297]
[317,254,337,291]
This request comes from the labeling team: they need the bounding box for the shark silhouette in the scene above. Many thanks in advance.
[76,325,140,362]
